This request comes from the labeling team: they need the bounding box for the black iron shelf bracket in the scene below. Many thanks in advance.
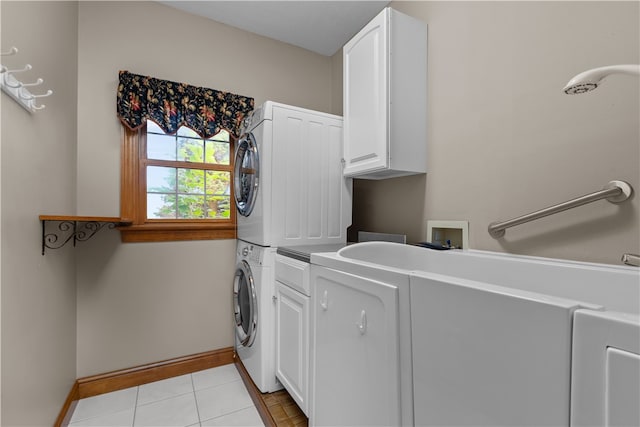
[39,216,132,255]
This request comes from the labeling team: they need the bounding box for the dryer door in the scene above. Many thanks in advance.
[234,132,260,217]
[234,260,258,347]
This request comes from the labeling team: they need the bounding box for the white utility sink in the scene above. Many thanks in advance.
[336,241,639,314]
[311,241,640,426]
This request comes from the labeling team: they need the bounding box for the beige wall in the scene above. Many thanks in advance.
[348,1,639,265]
[1,2,78,425]
[75,1,336,377]
[331,51,343,116]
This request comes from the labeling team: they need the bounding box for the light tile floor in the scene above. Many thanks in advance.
[69,364,265,427]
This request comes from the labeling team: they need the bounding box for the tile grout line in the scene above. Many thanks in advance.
[190,373,203,424]
[69,387,139,426]
[131,386,140,427]
[193,368,261,426]
[200,404,259,426]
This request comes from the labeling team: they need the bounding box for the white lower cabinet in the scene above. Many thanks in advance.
[275,254,311,416]
[275,281,310,415]
[310,265,401,426]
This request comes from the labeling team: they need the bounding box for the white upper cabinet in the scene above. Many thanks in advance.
[343,7,427,179]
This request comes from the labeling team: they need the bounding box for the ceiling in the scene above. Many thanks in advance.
[159,1,390,56]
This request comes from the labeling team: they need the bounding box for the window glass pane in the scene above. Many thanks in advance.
[147,120,165,134]
[205,171,230,195]
[148,194,176,219]
[178,137,204,163]
[147,166,176,192]
[205,140,230,165]
[177,168,205,194]
[177,126,200,138]
[141,123,233,224]
[213,129,230,141]
[147,133,176,161]
[206,195,231,218]
[177,195,206,219]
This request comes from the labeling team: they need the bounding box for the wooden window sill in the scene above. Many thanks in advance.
[40,215,133,225]
[118,223,236,243]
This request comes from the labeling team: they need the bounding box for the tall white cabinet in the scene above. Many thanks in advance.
[343,7,427,179]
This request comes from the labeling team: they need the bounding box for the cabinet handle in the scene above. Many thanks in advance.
[357,310,367,335]
[320,290,328,311]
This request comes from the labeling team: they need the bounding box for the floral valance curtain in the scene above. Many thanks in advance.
[117,70,254,139]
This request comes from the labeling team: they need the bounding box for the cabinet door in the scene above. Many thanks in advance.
[311,266,400,426]
[271,106,348,246]
[343,9,389,177]
[276,282,310,415]
[571,310,640,427]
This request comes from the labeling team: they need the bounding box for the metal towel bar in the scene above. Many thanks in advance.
[488,180,633,238]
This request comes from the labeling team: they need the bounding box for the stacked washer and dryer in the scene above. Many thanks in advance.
[232,101,351,393]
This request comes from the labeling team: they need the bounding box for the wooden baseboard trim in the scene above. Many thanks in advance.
[54,382,79,427]
[55,347,235,427]
[234,358,277,427]
[77,347,235,399]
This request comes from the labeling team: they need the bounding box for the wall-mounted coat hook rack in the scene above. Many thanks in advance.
[0,46,52,113]
[1,46,18,56]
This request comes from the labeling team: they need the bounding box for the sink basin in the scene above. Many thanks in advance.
[334,241,639,314]
[337,241,432,270]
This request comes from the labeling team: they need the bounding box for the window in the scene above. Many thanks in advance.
[119,121,237,242]
[116,70,254,242]
[146,121,232,220]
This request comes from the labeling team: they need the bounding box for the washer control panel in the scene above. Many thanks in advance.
[237,241,264,264]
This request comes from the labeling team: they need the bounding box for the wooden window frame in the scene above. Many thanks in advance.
[119,125,237,243]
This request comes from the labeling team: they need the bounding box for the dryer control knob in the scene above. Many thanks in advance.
[242,247,250,257]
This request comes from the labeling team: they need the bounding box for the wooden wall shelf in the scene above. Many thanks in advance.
[39,215,132,255]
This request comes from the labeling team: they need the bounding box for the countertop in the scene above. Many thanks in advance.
[276,243,348,263]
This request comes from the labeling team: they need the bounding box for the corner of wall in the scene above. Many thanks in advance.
[331,49,343,116]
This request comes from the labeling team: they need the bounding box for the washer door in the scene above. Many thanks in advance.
[233,260,258,347]
[234,132,260,217]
